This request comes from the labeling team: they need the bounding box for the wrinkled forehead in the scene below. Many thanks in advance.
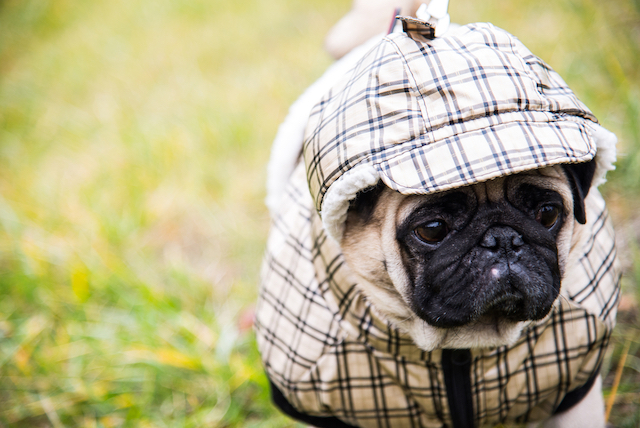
[472,165,571,204]
[392,165,572,221]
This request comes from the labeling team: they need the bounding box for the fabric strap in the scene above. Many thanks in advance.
[269,380,359,428]
[442,349,475,428]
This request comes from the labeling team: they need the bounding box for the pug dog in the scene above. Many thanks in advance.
[341,164,594,352]
[256,10,620,428]
[337,161,614,428]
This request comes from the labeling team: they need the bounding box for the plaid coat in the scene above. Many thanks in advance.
[256,22,620,427]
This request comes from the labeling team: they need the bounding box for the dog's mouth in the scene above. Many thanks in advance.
[474,307,526,335]
[412,280,557,329]
[480,292,527,321]
[411,249,561,328]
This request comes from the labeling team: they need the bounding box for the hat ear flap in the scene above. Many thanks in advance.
[562,160,597,225]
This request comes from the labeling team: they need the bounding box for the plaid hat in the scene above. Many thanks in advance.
[302,22,616,240]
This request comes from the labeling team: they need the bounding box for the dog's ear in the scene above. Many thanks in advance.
[561,160,596,225]
[348,182,386,223]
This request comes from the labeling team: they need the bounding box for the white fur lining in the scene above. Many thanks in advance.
[589,122,617,187]
[321,165,380,241]
[265,35,384,216]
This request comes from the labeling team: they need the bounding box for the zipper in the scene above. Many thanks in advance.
[441,349,474,428]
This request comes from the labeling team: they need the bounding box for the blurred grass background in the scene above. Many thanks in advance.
[0,0,638,426]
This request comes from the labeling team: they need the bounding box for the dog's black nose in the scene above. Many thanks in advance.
[480,226,524,252]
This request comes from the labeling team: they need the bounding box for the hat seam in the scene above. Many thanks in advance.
[373,116,597,195]
[383,28,597,144]
[367,110,595,166]
[384,34,434,139]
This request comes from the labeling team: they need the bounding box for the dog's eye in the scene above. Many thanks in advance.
[536,205,560,228]
[415,221,449,243]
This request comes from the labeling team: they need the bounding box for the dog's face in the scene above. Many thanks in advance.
[341,163,595,350]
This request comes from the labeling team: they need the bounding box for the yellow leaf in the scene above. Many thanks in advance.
[71,265,90,302]
[91,382,109,399]
[157,348,199,370]
[15,346,30,372]
[228,353,256,389]
[113,393,134,409]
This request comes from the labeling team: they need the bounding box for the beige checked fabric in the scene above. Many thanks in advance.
[255,162,619,427]
[303,23,598,215]
[256,21,619,427]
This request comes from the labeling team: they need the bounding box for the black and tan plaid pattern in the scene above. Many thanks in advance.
[303,22,599,214]
[257,21,619,427]
[255,162,619,427]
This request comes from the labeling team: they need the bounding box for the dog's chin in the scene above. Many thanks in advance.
[405,316,529,351]
[356,279,532,351]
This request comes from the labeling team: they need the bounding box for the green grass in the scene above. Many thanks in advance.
[0,0,638,426]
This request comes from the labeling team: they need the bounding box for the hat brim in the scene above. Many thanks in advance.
[374,114,597,195]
